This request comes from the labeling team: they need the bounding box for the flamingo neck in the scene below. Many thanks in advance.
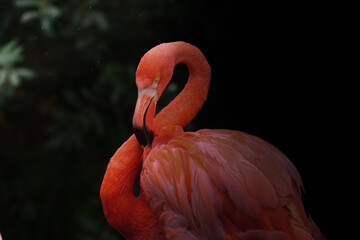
[153,42,211,132]
[100,135,163,239]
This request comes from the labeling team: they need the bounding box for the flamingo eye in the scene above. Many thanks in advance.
[154,75,160,83]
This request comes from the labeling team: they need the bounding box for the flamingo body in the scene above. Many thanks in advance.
[100,41,323,240]
[142,129,313,239]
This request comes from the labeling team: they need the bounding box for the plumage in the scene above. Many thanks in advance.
[100,41,324,240]
[141,130,310,239]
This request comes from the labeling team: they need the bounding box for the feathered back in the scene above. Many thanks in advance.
[141,129,317,239]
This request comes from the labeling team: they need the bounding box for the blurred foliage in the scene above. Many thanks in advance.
[15,0,61,37]
[0,39,35,100]
[0,0,214,239]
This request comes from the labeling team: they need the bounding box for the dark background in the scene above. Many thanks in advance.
[0,0,350,239]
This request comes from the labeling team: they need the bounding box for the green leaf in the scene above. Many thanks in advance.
[0,70,7,85]
[20,11,41,23]
[0,40,24,67]
[0,40,35,90]
[0,39,19,55]
[9,71,20,87]
[14,0,40,8]
[40,16,53,35]
[44,6,61,18]
[15,68,36,79]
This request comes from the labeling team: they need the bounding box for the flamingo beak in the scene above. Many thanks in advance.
[133,91,156,147]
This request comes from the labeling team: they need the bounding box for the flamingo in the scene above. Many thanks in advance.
[100,41,324,240]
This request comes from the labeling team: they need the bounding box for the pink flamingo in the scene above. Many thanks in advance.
[100,41,323,239]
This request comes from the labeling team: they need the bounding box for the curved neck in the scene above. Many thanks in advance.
[100,135,163,239]
[153,42,211,132]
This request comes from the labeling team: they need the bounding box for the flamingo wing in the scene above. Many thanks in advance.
[141,129,313,240]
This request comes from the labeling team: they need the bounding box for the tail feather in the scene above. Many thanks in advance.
[284,195,324,240]
[308,216,326,240]
[290,209,325,240]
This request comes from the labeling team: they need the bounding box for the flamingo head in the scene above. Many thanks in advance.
[133,43,175,147]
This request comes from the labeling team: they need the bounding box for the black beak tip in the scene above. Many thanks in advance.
[134,96,155,147]
[134,126,154,147]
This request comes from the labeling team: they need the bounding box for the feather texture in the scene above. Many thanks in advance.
[141,129,311,239]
